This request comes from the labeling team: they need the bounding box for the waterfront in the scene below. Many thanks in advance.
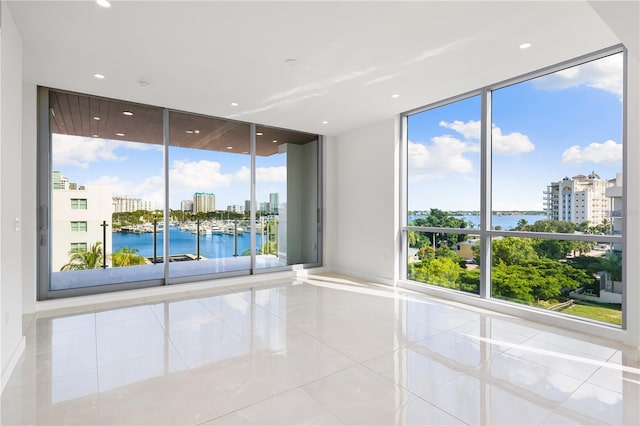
[408,214,547,230]
[113,226,264,259]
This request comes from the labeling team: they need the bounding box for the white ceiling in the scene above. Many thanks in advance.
[7,1,632,136]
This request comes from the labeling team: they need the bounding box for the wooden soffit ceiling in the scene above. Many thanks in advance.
[49,90,318,156]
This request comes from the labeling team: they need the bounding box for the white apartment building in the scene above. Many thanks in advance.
[52,183,113,272]
[181,200,194,212]
[544,172,612,225]
[112,196,153,213]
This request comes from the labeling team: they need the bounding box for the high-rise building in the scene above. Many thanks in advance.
[181,200,194,212]
[259,202,270,213]
[227,205,244,214]
[245,200,251,214]
[269,193,279,214]
[544,172,612,225]
[193,192,216,213]
[112,196,153,213]
[52,170,69,190]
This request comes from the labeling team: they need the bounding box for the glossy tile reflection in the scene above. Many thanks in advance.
[2,274,639,425]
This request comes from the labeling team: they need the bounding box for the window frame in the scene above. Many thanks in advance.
[70,221,87,232]
[400,45,627,329]
[70,198,87,209]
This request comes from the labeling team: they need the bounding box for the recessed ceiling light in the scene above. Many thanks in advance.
[93,116,100,120]
[322,121,328,125]
[93,73,105,79]
[92,134,99,138]
[256,132,263,136]
[391,94,400,98]
[519,42,532,49]
[272,140,278,143]
[194,130,200,134]
[96,0,111,8]
[230,102,239,107]
[116,132,125,137]
[243,151,249,154]
[226,146,233,150]
[185,130,194,134]
[122,111,134,116]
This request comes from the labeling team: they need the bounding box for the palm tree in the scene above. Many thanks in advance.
[111,246,147,267]
[60,242,103,271]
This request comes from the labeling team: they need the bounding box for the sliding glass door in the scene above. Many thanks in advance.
[38,88,322,299]
[46,90,165,295]
[168,112,251,281]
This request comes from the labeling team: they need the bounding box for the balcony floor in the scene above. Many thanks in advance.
[50,255,288,290]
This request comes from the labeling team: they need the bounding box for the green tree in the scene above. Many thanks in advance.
[533,239,576,260]
[573,241,595,256]
[600,252,622,281]
[458,269,480,293]
[492,263,535,303]
[111,246,146,267]
[61,242,103,271]
[408,256,462,289]
[410,209,470,249]
[492,237,538,266]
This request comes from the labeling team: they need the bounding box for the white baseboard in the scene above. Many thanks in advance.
[1,336,25,395]
[327,267,397,287]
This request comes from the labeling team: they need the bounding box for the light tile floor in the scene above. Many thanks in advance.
[2,274,639,425]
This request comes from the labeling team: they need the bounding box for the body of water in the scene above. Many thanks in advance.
[113,226,263,259]
[408,214,547,230]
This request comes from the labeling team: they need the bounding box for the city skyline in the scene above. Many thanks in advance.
[408,53,623,212]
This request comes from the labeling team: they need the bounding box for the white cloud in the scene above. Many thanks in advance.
[52,134,153,168]
[439,120,481,140]
[439,120,534,155]
[87,175,164,210]
[257,166,286,182]
[561,140,622,166]
[170,160,233,192]
[234,166,287,183]
[533,53,623,99]
[491,125,534,155]
[408,136,477,180]
[52,136,120,168]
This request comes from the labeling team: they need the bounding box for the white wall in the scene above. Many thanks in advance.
[0,1,24,392]
[324,117,400,284]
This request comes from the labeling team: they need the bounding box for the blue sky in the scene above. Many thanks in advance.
[52,136,287,210]
[408,52,623,211]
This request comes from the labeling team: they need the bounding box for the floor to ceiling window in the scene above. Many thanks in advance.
[403,47,625,327]
[406,95,481,294]
[38,89,322,299]
[167,111,252,280]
